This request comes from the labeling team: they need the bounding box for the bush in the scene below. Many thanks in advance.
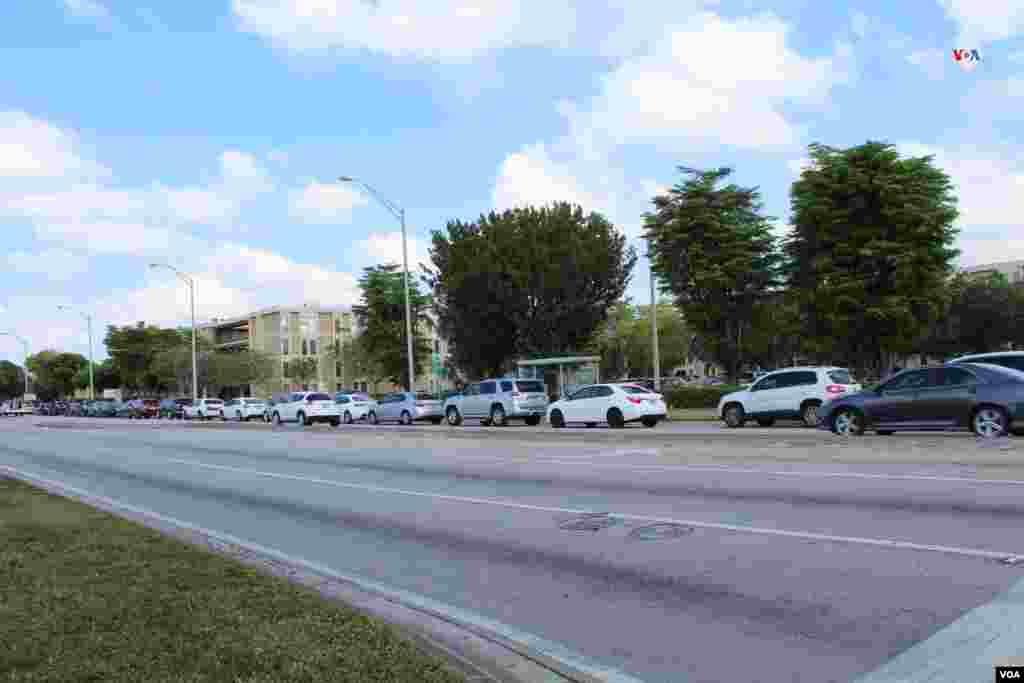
[661,384,742,410]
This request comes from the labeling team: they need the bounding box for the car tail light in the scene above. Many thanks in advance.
[826,385,845,394]
[626,396,643,405]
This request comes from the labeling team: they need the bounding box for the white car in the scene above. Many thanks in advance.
[716,366,861,428]
[334,392,376,424]
[547,383,667,429]
[270,391,342,427]
[224,397,267,422]
[182,398,225,420]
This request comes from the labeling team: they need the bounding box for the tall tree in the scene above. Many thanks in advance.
[426,203,637,378]
[104,323,191,392]
[783,141,959,375]
[644,167,782,381]
[625,303,691,378]
[283,356,319,389]
[921,272,1023,356]
[353,264,432,389]
[0,360,25,400]
[25,351,88,400]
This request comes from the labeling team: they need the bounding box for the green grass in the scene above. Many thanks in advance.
[0,478,464,683]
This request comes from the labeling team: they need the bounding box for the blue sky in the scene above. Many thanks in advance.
[1,0,1022,365]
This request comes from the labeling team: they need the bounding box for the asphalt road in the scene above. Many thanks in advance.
[3,416,1024,682]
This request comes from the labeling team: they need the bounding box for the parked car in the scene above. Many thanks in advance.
[115,400,136,418]
[123,398,157,419]
[717,367,861,428]
[443,379,548,426]
[949,351,1024,373]
[224,397,267,422]
[547,383,668,428]
[368,391,444,425]
[816,363,1024,438]
[334,392,377,424]
[263,393,290,423]
[94,400,119,417]
[182,398,225,420]
[270,392,341,426]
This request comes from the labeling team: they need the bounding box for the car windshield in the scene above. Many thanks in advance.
[306,393,331,401]
[206,400,223,405]
[515,381,545,393]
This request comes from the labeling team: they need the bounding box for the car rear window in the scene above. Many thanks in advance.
[620,385,653,394]
[415,392,436,401]
[307,393,331,401]
[352,394,369,401]
[515,381,545,393]
[827,369,854,384]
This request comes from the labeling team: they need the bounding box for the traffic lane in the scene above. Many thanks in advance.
[8,428,1024,557]
[3,438,1021,683]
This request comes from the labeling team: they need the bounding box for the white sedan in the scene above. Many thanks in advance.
[224,397,267,422]
[547,383,668,429]
[334,393,376,424]
[182,398,225,420]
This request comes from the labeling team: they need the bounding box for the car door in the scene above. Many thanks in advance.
[745,375,782,415]
[915,366,979,427]
[564,386,596,422]
[377,393,396,421]
[460,384,479,417]
[871,370,930,426]
[590,385,616,421]
[477,381,497,418]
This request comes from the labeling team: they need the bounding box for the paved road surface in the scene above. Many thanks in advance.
[3,417,1023,682]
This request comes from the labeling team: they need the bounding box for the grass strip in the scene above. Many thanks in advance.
[0,477,465,683]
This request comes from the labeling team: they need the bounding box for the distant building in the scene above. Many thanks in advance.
[962,259,1024,285]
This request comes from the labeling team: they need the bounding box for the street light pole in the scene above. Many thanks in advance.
[57,306,95,399]
[339,176,417,392]
[0,332,30,398]
[150,264,198,403]
[648,241,661,392]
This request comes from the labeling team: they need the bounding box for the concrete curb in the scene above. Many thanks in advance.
[0,466,645,683]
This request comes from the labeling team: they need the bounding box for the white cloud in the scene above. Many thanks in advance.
[493,143,605,211]
[354,231,429,271]
[289,181,366,223]
[907,48,948,79]
[0,111,107,182]
[938,0,1024,45]
[231,0,578,59]
[218,150,273,194]
[62,0,109,19]
[4,249,89,282]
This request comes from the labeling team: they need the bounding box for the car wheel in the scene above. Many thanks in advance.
[430,418,442,425]
[607,408,625,429]
[550,409,565,428]
[972,405,1008,439]
[297,411,308,427]
[756,417,775,427]
[400,410,412,425]
[832,408,865,436]
[723,404,745,428]
[801,402,821,428]
[490,405,507,427]
[641,417,658,428]
[343,411,353,424]
[369,411,378,425]
[446,407,462,426]
[198,412,205,421]
[524,415,541,426]
[236,411,243,421]
[272,412,281,426]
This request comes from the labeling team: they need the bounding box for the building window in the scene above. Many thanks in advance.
[281,338,289,354]
[302,339,308,355]
[434,339,440,353]
[310,340,317,355]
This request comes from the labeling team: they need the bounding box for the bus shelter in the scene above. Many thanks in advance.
[514,355,601,400]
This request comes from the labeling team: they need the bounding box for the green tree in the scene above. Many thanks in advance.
[426,203,637,378]
[105,323,191,393]
[25,350,88,400]
[625,303,691,378]
[587,301,637,379]
[783,141,959,375]
[0,360,25,400]
[354,264,432,389]
[921,272,1022,356]
[283,356,319,389]
[325,338,379,390]
[644,167,782,381]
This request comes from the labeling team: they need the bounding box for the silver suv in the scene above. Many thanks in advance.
[444,378,548,426]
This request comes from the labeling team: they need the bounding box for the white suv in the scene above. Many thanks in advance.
[224,397,267,422]
[270,391,341,427]
[717,367,861,428]
[182,398,225,420]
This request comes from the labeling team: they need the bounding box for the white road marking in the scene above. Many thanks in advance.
[0,465,643,683]
[160,456,1024,563]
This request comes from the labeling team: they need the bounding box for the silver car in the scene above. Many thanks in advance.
[368,391,444,425]
[443,378,548,426]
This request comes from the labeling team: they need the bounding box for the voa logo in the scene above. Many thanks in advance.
[951,48,981,71]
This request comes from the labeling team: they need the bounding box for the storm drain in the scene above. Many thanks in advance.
[628,523,695,541]
[558,513,619,533]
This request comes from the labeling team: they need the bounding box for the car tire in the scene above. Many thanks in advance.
[524,415,541,426]
[297,411,308,427]
[446,407,462,426]
[831,408,865,436]
[723,403,745,428]
[801,402,821,428]
[490,405,507,427]
[641,417,659,428]
[272,412,282,426]
[550,409,565,428]
[343,411,353,424]
[400,410,412,426]
[972,405,1009,439]
[369,411,378,425]
[607,408,625,429]
[756,417,775,427]
[236,411,243,421]
[430,418,442,425]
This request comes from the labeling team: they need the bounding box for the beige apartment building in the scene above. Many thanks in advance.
[198,304,452,398]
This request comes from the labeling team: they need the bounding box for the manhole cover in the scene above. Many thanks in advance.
[629,523,695,541]
[558,513,618,532]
